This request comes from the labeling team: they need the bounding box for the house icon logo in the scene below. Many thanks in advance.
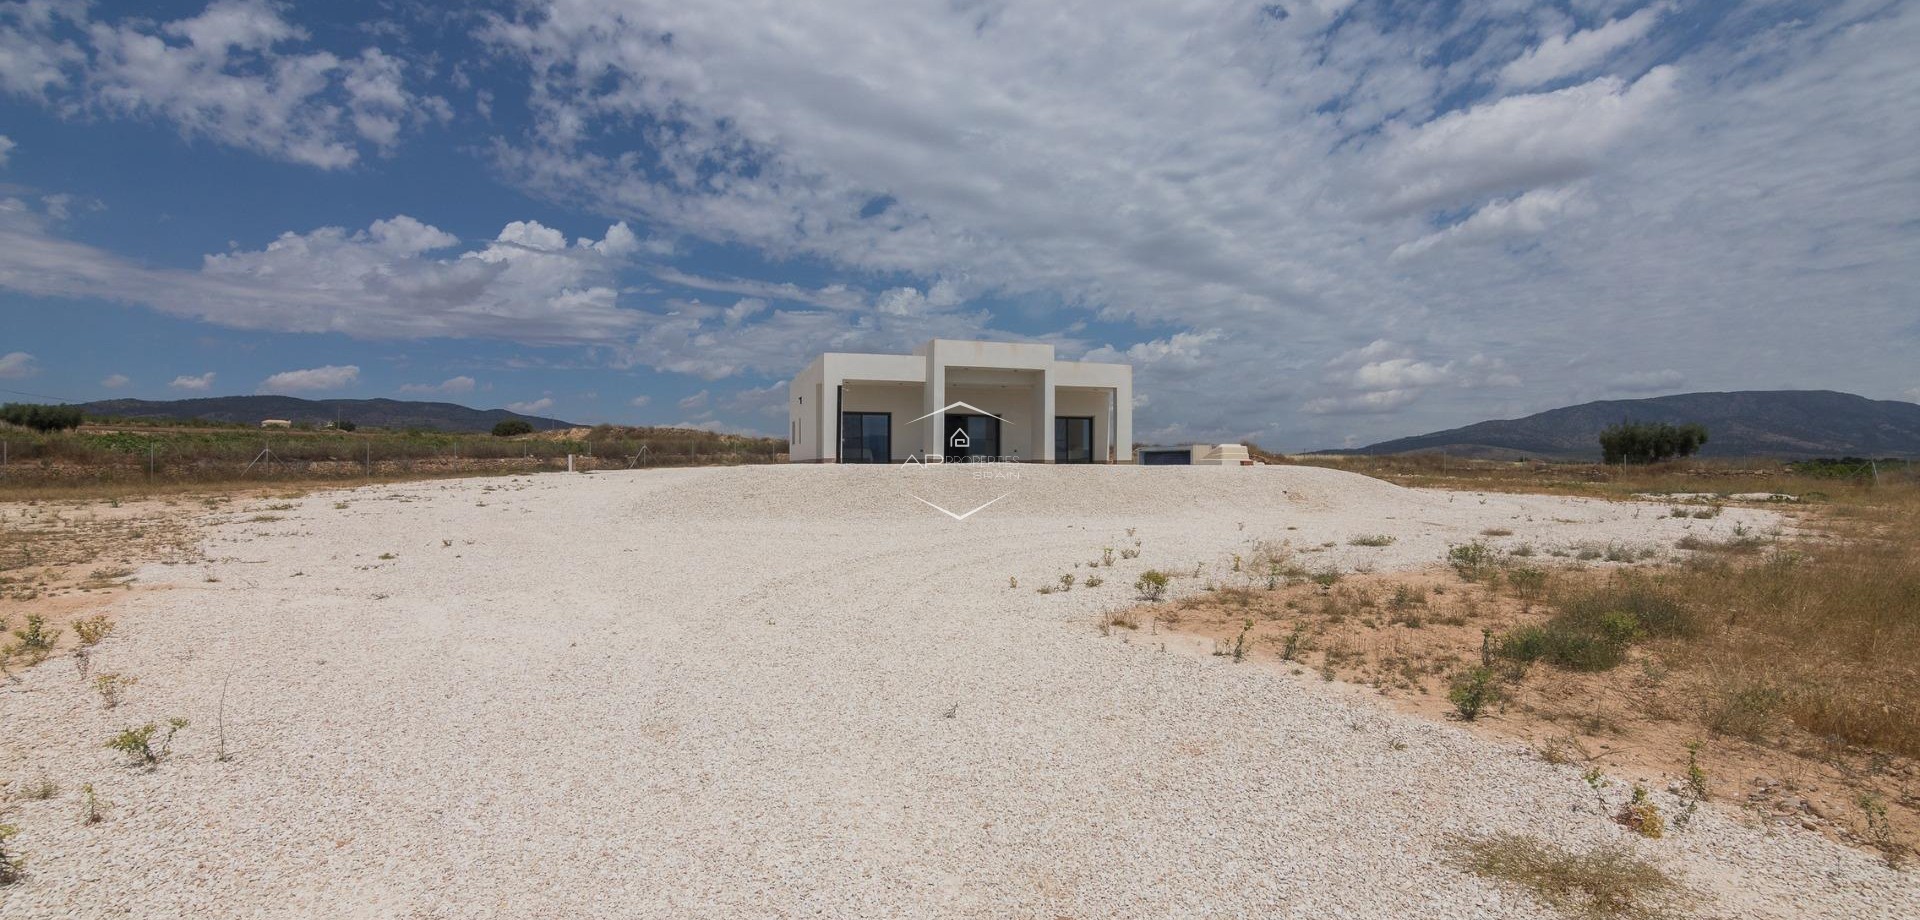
[949,428,970,449]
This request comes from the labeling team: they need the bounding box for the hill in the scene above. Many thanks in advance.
[1324,390,1920,460]
[76,396,577,433]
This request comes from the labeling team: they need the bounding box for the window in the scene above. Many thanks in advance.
[944,413,1001,462]
[840,412,891,463]
[1055,416,1095,463]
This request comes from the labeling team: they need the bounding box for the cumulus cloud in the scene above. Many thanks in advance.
[258,364,359,393]
[627,394,651,408]
[0,208,647,342]
[0,134,13,167]
[1301,341,1519,416]
[100,373,129,388]
[0,0,444,168]
[1499,4,1671,90]
[506,396,554,414]
[0,350,38,378]
[399,375,477,397]
[170,372,215,391]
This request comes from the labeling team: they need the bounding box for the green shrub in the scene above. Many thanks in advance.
[1135,569,1170,601]
[1599,421,1708,464]
[1496,581,1693,673]
[1449,667,1501,720]
[491,419,534,437]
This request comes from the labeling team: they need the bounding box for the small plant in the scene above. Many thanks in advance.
[1858,793,1905,868]
[1505,567,1548,600]
[1448,666,1501,721]
[1310,567,1341,587]
[1448,542,1498,581]
[107,717,188,769]
[80,783,104,825]
[1036,584,1054,595]
[1348,534,1395,547]
[1480,527,1514,537]
[1059,573,1076,591]
[1583,766,1608,790]
[73,614,116,646]
[1119,547,1140,560]
[20,775,57,800]
[1280,622,1307,661]
[378,552,397,560]
[1675,742,1708,827]
[5,614,61,664]
[1231,618,1253,662]
[1084,575,1103,588]
[1135,570,1170,602]
[1008,576,1018,589]
[94,672,137,708]
[0,823,21,886]
[1617,785,1665,838]
[1101,547,1115,567]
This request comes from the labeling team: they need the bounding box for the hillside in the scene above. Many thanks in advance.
[76,396,577,433]
[1325,390,1920,460]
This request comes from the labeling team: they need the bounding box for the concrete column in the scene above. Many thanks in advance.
[922,351,946,461]
[821,366,843,462]
[1113,375,1133,463]
[1033,367,1055,462]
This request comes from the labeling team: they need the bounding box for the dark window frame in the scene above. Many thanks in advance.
[839,410,893,464]
[1055,415,1096,464]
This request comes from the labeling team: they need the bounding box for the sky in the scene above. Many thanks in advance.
[0,0,1914,448]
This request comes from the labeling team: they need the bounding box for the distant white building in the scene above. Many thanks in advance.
[260,419,292,429]
[789,339,1132,463]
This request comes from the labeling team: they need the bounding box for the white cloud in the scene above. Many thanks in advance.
[100,373,129,389]
[0,0,443,169]
[399,375,477,397]
[506,397,554,414]
[627,394,652,408]
[1300,341,1519,416]
[1499,4,1671,90]
[170,372,215,391]
[1392,184,1591,260]
[258,364,359,393]
[1905,388,1920,405]
[0,134,13,167]
[0,209,648,343]
[0,350,38,378]
[677,390,709,411]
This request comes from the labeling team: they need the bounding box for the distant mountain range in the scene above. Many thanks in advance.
[1321,391,1920,460]
[77,396,578,433]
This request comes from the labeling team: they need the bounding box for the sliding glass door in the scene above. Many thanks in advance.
[839,412,891,463]
[1055,416,1095,463]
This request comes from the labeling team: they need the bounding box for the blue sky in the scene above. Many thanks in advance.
[1,0,1915,447]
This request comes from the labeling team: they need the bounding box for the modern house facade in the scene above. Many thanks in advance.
[789,340,1133,463]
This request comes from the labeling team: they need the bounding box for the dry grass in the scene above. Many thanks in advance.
[1139,459,1920,859]
[1448,832,1684,919]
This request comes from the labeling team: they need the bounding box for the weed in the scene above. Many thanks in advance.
[1101,547,1115,567]
[378,552,396,560]
[1448,666,1501,721]
[1388,584,1427,610]
[1119,547,1140,560]
[5,614,61,664]
[73,614,115,646]
[1085,575,1103,588]
[1617,785,1665,838]
[80,783,103,825]
[1349,534,1395,547]
[0,823,21,886]
[1675,742,1708,827]
[1706,680,1783,741]
[1008,576,1018,590]
[107,717,188,768]
[1280,622,1307,661]
[1448,832,1681,919]
[1135,570,1170,602]
[1448,542,1499,581]
[20,775,57,800]
[1231,618,1253,662]
[1481,527,1514,537]
[1310,567,1342,587]
[93,672,137,708]
[1059,573,1076,591]
[1858,793,1905,868]
[1505,567,1548,600]
[1584,766,1608,789]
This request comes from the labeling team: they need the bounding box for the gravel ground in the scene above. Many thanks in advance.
[2,465,1913,918]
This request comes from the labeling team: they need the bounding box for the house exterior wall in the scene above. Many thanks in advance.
[787,339,1132,463]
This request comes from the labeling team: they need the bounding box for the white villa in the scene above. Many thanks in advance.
[789,339,1133,463]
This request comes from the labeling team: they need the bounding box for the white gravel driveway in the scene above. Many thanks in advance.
[2,465,1913,918]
